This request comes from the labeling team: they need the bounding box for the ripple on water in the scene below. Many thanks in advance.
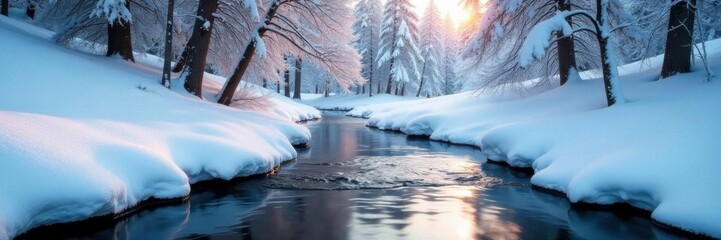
[263,155,522,190]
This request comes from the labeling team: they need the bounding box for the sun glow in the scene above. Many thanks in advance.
[412,0,472,28]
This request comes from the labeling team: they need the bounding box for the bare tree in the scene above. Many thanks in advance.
[217,0,363,105]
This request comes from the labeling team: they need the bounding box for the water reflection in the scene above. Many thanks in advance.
[29,111,684,240]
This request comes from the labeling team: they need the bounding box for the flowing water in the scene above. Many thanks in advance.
[30,111,684,240]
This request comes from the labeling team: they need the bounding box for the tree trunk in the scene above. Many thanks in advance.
[315,84,319,94]
[161,0,175,88]
[106,0,134,62]
[369,31,374,97]
[26,1,35,19]
[324,80,330,97]
[661,0,696,78]
[362,85,366,94]
[183,0,218,98]
[172,41,190,72]
[416,61,427,97]
[277,81,280,93]
[557,0,577,85]
[218,1,280,105]
[385,25,397,94]
[1,0,8,16]
[377,80,381,94]
[400,83,405,96]
[293,58,302,99]
[595,0,624,106]
[283,64,290,98]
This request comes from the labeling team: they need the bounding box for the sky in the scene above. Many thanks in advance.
[412,0,470,27]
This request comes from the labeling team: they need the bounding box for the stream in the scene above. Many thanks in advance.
[29,111,684,240]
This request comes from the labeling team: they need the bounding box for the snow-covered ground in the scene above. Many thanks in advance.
[304,93,420,111]
[349,40,721,237]
[0,16,315,239]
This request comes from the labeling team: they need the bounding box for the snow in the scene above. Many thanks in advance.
[0,16,315,239]
[303,94,420,111]
[91,0,133,23]
[518,10,576,68]
[348,38,721,238]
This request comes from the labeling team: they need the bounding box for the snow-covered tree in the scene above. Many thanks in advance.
[441,13,459,95]
[462,0,640,99]
[352,0,382,97]
[179,0,220,97]
[377,0,421,95]
[518,0,630,106]
[161,0,175,88]
[39,0,195,64]
[416,0,442,97]
[217,0,364,105]
[92,0,134,61]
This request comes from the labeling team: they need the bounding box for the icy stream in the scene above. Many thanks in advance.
[22,111,686,240]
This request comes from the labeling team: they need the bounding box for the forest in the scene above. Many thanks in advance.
[1,0,720,239]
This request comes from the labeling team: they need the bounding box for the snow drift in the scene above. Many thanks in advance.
[0,17,312,239]
[348,39,721,237]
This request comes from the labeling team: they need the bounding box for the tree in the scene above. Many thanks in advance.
[352,0,383,97]
[441,13,459,95]
[377,0,422,95]
[26,1,36,19]
[93,0,134,62]
[180,0,219,97]
[293,58,302,99]
[284,57,291,97]
[161,0,175,88]
[1,0,7,16]
[416,0,442,97]
[661,0,696,78]
[518,0,629,106]
[217,0,363,105]
[556,0,576,85]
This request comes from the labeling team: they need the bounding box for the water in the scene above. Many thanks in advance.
[29,111,683,240]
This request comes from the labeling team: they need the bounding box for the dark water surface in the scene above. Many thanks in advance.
[41,111,683,240]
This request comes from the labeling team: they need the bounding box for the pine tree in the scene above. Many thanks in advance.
[416,0,442,97]
[377,0,422,95]
[352,0,383,97]
[441,13,459,95]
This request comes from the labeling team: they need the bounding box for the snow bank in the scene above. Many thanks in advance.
[349,38,721,237]
[305,93,419,111]
[0,17,310,239]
